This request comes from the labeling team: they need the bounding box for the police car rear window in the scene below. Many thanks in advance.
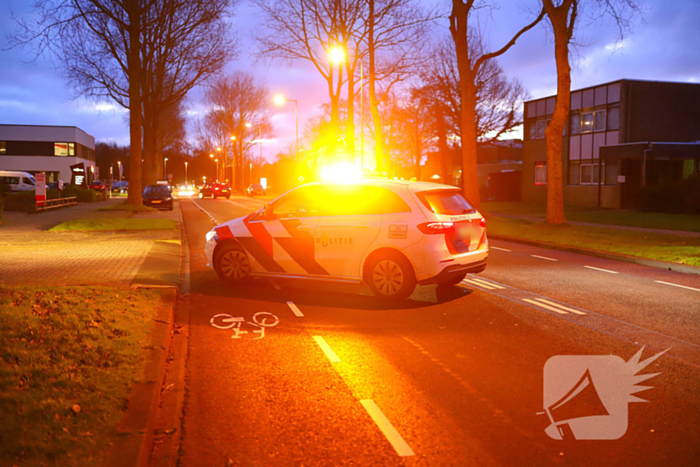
[416,190,475,215]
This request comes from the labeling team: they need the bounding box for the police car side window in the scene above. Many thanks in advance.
[322,186,410,216]
[271,186,323,219]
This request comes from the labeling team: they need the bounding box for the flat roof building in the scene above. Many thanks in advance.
[0,124,96,185]
[522,79,700,208]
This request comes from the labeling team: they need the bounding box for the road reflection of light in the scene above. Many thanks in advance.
[177,190,195,197]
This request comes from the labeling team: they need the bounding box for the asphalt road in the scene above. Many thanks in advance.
[172,195,700,467]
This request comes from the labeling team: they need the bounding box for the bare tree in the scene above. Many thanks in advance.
[201,72,274,190]
[12,0,149,204]
[393,93,435,179]
[11,0,236,202]
[254,0,346,150]
[140,0,236,186]
[541,0,642,224]
[449,1,544,209]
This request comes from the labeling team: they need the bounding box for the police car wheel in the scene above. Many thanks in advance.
[438,272,467,287]
[366,252,416,301]
[198,192,204,199]
[214,244,251,283]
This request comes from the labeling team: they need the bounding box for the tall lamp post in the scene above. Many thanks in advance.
[164,157,168,180]
[117,161,122,192]
[185,161,188,186]
[329,45,363,168]
[274,94,299,160]
[210,153,219,181]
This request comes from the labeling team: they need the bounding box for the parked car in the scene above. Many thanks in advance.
[205,179,488,301]
[112,181,129,193]
[142,184,173,210]
[47,180,68,190]
[0,170,36,192]
[199,182,231,199]
[246,183,266,197]
[89,180,106,191]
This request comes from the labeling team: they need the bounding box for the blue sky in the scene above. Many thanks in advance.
[1,0,698,161]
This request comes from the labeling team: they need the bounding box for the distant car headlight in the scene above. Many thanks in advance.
[205,230,218,242]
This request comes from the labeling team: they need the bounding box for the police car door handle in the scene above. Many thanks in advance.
[296,225,311,231]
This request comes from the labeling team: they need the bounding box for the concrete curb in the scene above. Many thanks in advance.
[489,234,700,276]
[105,288,177,467]
[106,201,185,466]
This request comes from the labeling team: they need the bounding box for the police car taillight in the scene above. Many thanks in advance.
[417,222,455,234]
[480,218,486,228]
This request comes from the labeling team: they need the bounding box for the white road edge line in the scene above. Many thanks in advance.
[584,265,619,274]
[286,301,304,317]
[522,298,568,315]
[490,246,511,252]
[469,278,506,289]
[463,279,496,290]
[312,336,340,362]
[534,298,586,315]
[655,280,700,292]
[191,199,219,225]
[360,400,415,457]
[531,255,558,262]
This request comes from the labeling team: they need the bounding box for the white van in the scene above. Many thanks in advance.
[0,170,36,192]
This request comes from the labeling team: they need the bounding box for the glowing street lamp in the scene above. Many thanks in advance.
[210,153,219,181]
[185,161,188,186]
[164,157,168,179]
[274,93,299,161]
[328,44,364,167]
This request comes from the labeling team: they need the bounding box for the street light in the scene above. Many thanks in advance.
[185,161,188,186]
[210,153,219,181]
[117,161,122,192]
[164,157,169,179]
[274,94,299,160]
[328,45,364,168]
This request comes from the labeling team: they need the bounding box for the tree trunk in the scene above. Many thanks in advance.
[126,0,142,206]
[543,1,570,225]
[368,0,385,172]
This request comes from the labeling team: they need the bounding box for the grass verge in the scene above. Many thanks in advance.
[486,216,700,267]
[481,202,700,233]
[0,286,161,466]
[49,218,175,231]
[99,202,157,212]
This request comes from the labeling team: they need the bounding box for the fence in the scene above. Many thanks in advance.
[36,196,78,212]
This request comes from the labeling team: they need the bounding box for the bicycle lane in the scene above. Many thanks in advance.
[176,198,403,466]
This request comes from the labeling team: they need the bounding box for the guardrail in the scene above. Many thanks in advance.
[36,196,78,212]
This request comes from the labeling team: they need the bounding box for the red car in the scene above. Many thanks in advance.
[89,180,106,191]
[199,182,231,199]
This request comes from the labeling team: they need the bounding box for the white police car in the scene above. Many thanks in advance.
[205,180,488,301]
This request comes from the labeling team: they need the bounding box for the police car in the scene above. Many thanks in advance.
[205,180,488,301]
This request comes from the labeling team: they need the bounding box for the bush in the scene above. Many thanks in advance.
[61,184,98,202]
[1,191,36,213]
[635,172,700,214]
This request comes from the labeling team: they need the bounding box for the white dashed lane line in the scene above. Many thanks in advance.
[463,278,506,290]
[531,254,558,262]
[191,199,220,224]
[583,265,619,274]
[523,298,587,315]
[286,301,304,317]
[360,400,415,457]
[655,280,700,292]
[490,246,511,252]
[312,336,341,362]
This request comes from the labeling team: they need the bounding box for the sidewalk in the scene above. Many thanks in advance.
[0,197,181,286]
[1,196,185,467]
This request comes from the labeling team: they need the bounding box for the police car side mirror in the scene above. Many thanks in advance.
[263,204,275,220]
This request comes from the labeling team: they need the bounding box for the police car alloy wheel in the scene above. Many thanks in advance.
[366,251,416,301]
[214,244,251,283]
[199,192,204,199]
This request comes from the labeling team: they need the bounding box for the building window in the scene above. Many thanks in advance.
[536,120,546,139]
[0,141,5,154]
[594,110,607,132]
[54,142,75,156]
[535,162,547,185]
[569,161,581,185]
[528,120,536,140]
[581,112,594,133]
[570,114,581,135]
[608,107,620,131]
[580,163,604,185]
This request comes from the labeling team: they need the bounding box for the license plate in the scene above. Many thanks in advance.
[152,200,161,204]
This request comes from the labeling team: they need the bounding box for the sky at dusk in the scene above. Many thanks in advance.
[1,0,699,163]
